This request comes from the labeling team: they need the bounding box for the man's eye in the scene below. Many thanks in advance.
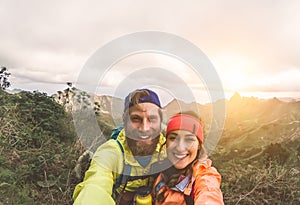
[149,116,158,122]
[131,117,141,122]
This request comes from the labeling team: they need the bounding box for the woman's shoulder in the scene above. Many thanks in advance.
[193,158,212,169]
[192,159,222,190]
[192,158,221,176]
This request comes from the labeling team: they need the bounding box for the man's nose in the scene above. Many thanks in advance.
[141,118,151,131]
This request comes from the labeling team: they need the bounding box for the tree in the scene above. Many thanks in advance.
[0,66,11,90]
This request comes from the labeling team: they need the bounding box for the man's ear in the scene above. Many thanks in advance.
[122,113,126,124]
[122,110,129,124]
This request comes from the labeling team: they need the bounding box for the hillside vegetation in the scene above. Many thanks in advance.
[1,89,299,204]
[212,93,300,204]
[0,89,82,204]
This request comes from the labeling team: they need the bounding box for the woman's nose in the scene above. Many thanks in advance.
[176,139,186,151]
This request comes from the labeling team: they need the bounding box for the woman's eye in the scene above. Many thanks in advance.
[186,138,196,142]
[168,136,177,141]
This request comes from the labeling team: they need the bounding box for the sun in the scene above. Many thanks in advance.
[212,53,256,92]
[225,69,247,92]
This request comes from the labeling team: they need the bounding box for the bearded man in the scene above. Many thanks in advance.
[73,88,166,205]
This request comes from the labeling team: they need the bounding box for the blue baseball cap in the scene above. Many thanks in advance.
[124,89,161,112]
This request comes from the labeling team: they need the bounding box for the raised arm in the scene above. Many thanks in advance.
[73,140,123,205]
[193,159,224,205]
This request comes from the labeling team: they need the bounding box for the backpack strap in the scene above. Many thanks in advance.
[184,180,195,205]
[110,126,127,192]
[112,137,131,198]
[184,194,194,205]
[111,127,160,201]
[113,138,154,189]
[110,126,124,140]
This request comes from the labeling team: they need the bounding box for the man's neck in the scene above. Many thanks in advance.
[135,155,152,168]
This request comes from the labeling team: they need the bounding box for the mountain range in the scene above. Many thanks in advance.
[53,89,300,155]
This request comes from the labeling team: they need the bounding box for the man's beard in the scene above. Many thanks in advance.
[126,136,160,156]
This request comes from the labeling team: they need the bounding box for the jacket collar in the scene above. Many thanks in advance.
[118,129,166,167]
[174,174,192,192]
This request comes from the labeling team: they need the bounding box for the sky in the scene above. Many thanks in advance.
[1,0,300,105]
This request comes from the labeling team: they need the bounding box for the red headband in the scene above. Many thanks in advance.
[166,114,203,143]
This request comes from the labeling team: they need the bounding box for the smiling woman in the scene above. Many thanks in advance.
[152,111,224,205]
[166,130,200,170]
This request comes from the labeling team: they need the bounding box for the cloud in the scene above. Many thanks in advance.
[0,0,299,97]
[253,68,300,91]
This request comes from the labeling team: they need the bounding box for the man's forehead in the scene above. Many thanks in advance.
[129,102,160,113]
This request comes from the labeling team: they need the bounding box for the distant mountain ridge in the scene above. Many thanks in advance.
[53,88,300,152]
[221,92,300,150]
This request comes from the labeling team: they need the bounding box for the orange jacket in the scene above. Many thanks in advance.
[153,159,224,205]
